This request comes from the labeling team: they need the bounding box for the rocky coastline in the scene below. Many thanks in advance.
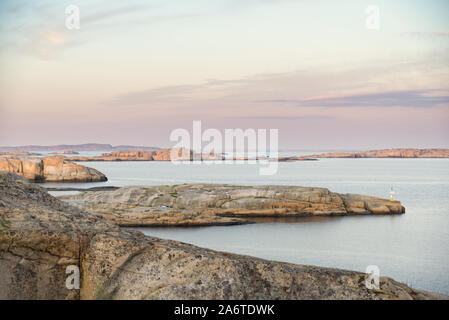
[0,172,445,300]
[59,149,190,162]
[0,156,107,182]
[58,150,318,162]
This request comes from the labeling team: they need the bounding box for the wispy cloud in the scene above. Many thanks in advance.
[401,31,449,38]
[0,2,192,59]
[107,72,288,106]
[227,115,335,120]
[109,84,202,105]
[107,62,449,110]
[257,90,449,108]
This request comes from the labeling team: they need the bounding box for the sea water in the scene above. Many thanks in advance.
[46,157,449,294]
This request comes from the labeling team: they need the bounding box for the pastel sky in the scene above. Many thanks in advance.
[0,0,448,149]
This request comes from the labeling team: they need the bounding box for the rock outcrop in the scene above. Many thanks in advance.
[0,151,40,156]
[0,172,444,300]
[0,156,107,182]
[304,148,449,158]
[60,184,405,227]
[65,149,192,162]
[62,149,311,162]
[50,150,79,155]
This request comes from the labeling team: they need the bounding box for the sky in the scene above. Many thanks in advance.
[0,0,448,149]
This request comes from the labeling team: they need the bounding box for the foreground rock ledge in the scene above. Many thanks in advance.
[1,172,445,300]
[60,184,405,227]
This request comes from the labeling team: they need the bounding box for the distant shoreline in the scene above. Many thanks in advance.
[302,148,449,159]
[0,143,159,152]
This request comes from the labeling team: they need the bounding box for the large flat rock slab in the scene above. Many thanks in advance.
[60,184,405,227]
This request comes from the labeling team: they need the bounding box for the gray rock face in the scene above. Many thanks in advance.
[60,184,405,227]
[0,172,444,300]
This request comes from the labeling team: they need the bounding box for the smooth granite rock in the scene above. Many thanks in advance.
[60,184,405,227]
[1,172,445,300]
[0,156,107,182]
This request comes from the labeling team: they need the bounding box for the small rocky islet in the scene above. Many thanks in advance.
[0,172,446,300]
[60,184,405,227]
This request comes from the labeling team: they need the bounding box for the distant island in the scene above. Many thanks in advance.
[50,150,80,155]
[0,143,160,152]
[1,146,449,161]
[303,148,449,159]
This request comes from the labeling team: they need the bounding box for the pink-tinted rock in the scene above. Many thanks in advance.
[0,156,107,182]
[305,148,449,158]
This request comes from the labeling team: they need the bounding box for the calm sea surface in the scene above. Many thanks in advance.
[46,156,449,295]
